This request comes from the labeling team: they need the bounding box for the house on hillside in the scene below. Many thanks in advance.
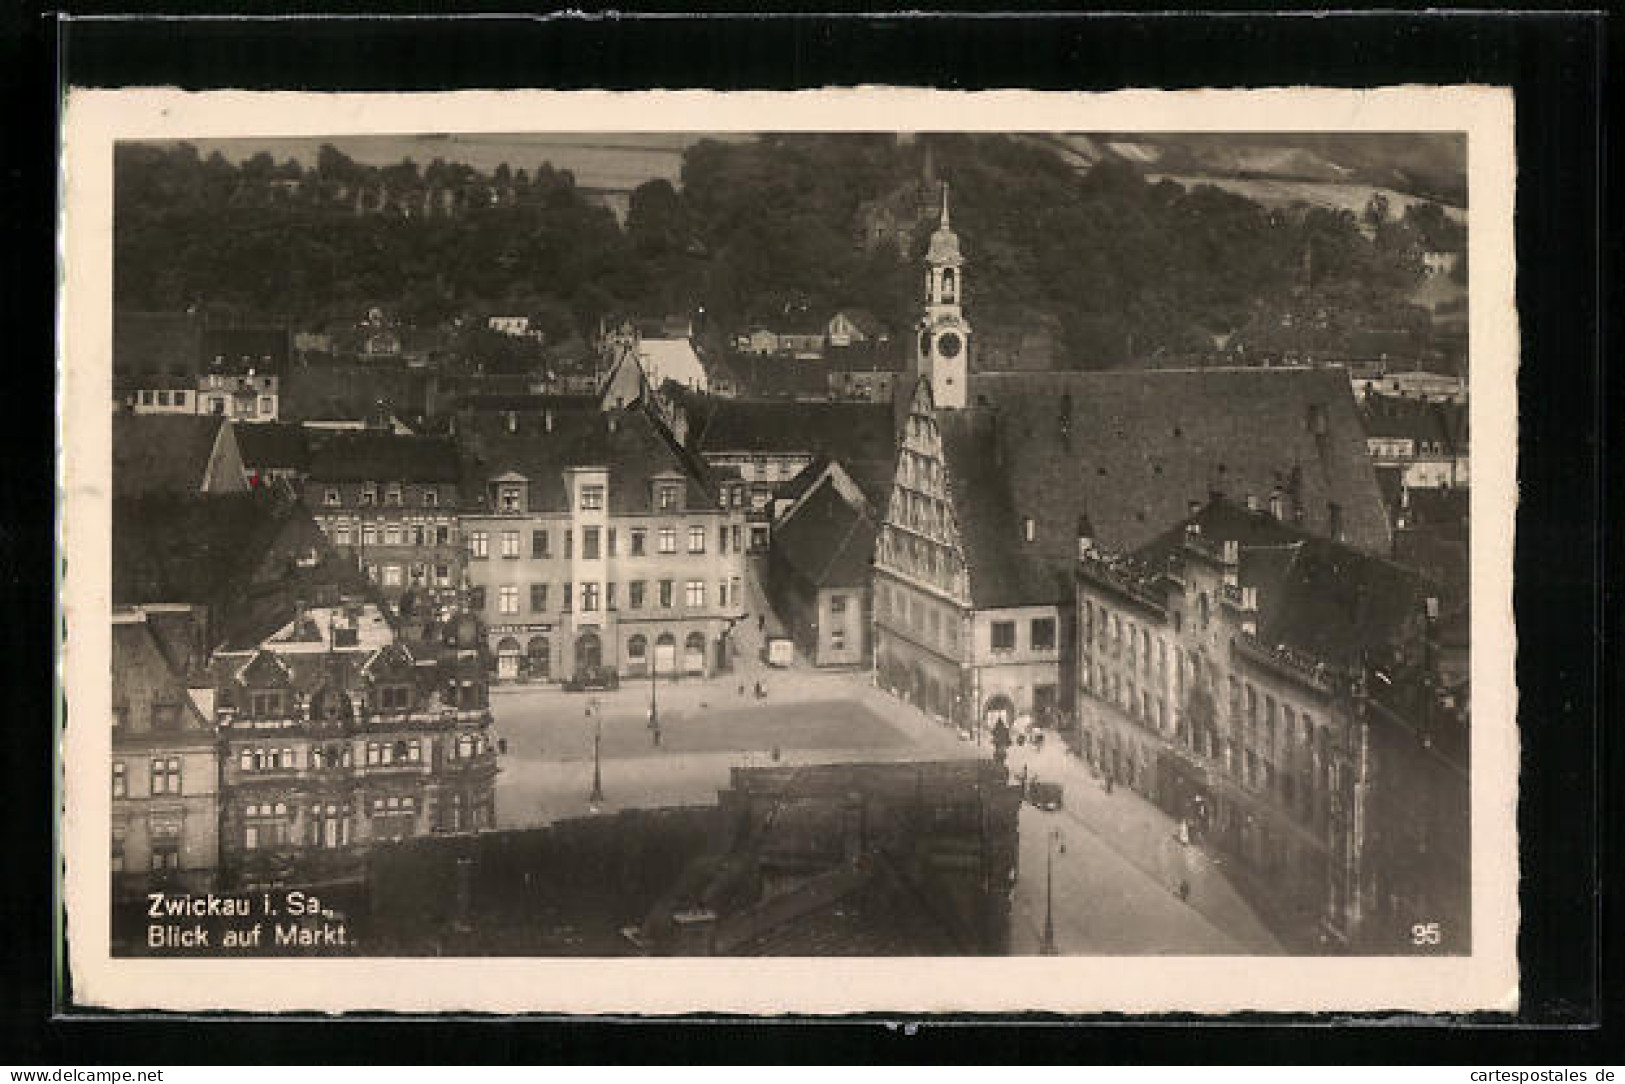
[826,309,889,348]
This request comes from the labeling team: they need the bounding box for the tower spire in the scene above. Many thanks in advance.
[940,182,951,230]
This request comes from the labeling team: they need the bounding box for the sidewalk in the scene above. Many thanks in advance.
[1004,735,1284,955]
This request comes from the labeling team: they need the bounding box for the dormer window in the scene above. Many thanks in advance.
[581,484,605,511]
[359,484,377,506]
[378,685,411,713]
[499,484,524,512]
[657,484,680,511]
[324,487,340,507]
[422,489,438,507]
[386,484,403,506]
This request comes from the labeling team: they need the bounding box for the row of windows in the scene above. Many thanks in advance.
[334,522,453,547]
[472,578,740,615]
[1083,660,1332,820]
[234,736,427,773]
[497,481,683,513]
[111,758,181,797]
[876,582,961,653]
[111,702,183,731]
[325,485,444,508]
[469,524,738,560]
[363,561,454,589]
[990,617,1057,653]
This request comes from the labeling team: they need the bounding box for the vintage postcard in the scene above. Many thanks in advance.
[58,87,1518,1014]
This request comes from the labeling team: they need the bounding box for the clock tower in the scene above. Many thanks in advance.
[913,183,972,409]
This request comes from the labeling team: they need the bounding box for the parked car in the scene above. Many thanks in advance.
[563,665,620,692]
[1029,781,1064,812]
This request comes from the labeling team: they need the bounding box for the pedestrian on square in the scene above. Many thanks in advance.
[1176,878,1190,903]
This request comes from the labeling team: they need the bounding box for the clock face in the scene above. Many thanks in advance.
[937,332,963,359]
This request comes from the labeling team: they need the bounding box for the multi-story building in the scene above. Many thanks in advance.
[195,369,280,423]
[111,605,221,900]
[304,433,465,614]
[1073,498,1467,950]
[766,464,877,668]
[874,184,1392,740]
[209,599,498,890]
[656,386,898,553]
[458,405,749,683]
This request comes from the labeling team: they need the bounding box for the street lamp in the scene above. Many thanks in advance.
[587,698,604,805]
[648,644,661,746]
[1041,827,1063,956]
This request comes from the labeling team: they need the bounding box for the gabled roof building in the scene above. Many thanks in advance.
[1073,498,1467,951]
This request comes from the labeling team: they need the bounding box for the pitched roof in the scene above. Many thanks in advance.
[458,404,714,515]
[675,389,898,464]
[235,422,313,472]
[1134,498,1432,670]
[1360,393,1458,446]
[112,414,231,498]
[202,327,291,375]
[772,477,877,590]
[637,337,707,390]
[963,367,1391,559]
[112,612,212,733]
[113,492,369,650]
[306,432,462,484]
[936,412,1067,608]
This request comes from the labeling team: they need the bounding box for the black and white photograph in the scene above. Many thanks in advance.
[59,88,1518,1014]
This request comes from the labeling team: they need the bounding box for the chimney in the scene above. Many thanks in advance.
[505,410,517,434]
[607,413,619,435]
[544,409,554,434]
[1245,493,1259,513]
[1221,539,1239,567]
[1075,511,1095,561]
[1187,500,1202,520]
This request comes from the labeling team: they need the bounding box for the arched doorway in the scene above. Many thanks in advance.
[983,694,1015,729]
[575,631,603,674]
[654,633,677,675]
[526,636,550,681]
[626,634,649,676]
[683,632,707,675]
[495,637,522,681]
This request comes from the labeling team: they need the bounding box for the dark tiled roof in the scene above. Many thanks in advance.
[458,405,713,515]
[236,423,313,472]
[827,341,907,373]
[201,327,291,375]
[936,412,1066,609]
[113,615,212,733]
[963,368,1392,559]
[113,414,229,498]
[725,354,833,400]
[675,389,898,464]
[1136,499,1432,670]
[306,432,462,484]
[113,493,369,650]
[1360,393,1458,446]
[1402,487,1469,533]
[772,478,877,590]
[114,311,203,377]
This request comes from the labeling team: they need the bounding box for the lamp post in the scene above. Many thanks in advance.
[648,643,660,743]
[587,698,604,805]
[1041,827,1062,956]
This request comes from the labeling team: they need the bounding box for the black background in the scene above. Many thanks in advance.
[1,6,1612,1065]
